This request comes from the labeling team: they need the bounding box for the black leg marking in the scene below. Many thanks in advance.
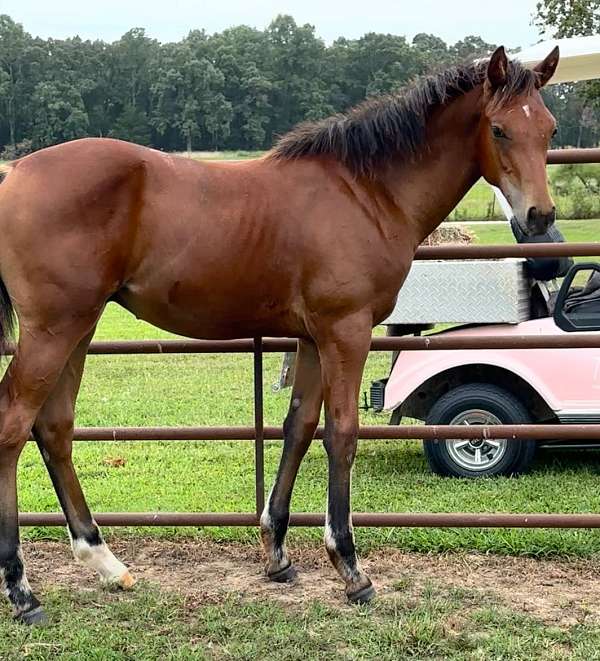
[1,547,45,622]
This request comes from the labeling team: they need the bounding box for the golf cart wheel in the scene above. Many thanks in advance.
[423,384,536,478]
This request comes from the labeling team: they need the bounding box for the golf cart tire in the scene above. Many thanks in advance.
[424,383,536,478]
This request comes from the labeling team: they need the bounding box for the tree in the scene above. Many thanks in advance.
[266,15,333,140]
[0,12,594,154]
[535,0,600,147]
[150,42,232,152]
[336,33,424,103]
[108,105,151,145]
[31,80,89,147]
[450,36,496,62]
[209,26,272,149]
[412,33,450,71]
[534,0,600,38]
[0,16,39,148]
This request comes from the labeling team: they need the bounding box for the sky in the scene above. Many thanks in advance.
[0,0,542,49]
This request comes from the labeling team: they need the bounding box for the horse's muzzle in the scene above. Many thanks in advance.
[526,206,556,235]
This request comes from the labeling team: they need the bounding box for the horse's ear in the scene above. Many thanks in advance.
[533,46,560,88]
[487,46,508,89]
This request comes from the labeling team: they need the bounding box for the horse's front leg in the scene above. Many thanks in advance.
[261,339,322,580]
[315,315,375,603]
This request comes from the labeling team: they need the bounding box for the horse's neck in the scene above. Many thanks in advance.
[380,86,484,244]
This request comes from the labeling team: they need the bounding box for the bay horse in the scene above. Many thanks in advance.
[0,45,558,624]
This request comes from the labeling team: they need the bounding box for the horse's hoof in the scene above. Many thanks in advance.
[103,570,136,591]
[17,607,48,626]
[118,571,136,590]
[347,582,376,605]
[267,562,298,583]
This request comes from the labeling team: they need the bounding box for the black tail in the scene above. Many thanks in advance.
[0,167,15,354]
[0,277,14,355]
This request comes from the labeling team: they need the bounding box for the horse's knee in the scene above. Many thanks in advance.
[0,414,33,452]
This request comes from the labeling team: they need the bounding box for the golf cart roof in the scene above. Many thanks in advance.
[513,35,600,84]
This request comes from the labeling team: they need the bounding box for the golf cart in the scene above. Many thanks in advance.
[369,36,600,478]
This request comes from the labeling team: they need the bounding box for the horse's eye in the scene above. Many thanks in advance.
[492,125,507,139]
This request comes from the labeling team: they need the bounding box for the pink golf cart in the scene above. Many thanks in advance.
[370,263,600,478]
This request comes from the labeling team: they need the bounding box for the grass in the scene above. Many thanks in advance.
[2,580,600,660]
[466,218,600,246]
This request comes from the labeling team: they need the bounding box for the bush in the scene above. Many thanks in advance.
[549,164,600,219]
[0,139,34,161]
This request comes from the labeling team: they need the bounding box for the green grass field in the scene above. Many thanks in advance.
[4,577,600,660]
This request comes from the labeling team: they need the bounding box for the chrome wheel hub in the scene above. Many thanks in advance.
[445,409,507,471]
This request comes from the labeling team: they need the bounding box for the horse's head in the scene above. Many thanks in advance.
[478,45,559,235]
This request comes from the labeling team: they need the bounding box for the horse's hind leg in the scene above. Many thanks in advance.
[261,339,322,580]
[33,329,134,589]
[0,322,97,624]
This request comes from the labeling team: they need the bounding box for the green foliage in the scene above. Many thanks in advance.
[0,8,597,155]
[0,138,32,160]
[534,0,600,38]
[535,0,600,145]
[548,164,600,219]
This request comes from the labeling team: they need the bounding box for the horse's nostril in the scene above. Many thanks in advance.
[527,206,537,222]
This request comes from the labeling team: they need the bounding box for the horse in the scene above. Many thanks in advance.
[0,45,559,624]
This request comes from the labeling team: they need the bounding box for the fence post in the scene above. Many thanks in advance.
[253,336,265,519]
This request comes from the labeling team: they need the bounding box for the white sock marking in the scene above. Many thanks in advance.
[72,538,128,583]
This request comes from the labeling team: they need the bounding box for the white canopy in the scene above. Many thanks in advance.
[513,35,600,85]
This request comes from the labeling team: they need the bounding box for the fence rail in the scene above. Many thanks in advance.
[20,147,600,531]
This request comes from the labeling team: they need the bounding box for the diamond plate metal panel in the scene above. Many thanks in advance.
[384,259,531,325]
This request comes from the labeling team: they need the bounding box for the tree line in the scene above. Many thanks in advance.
[0,9,598,158]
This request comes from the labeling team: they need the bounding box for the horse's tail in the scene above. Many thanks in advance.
[0,163,16,354]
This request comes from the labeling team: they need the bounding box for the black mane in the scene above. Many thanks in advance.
[271,59,538,177]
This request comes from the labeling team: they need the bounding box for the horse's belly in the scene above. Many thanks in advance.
[113,281,301,340]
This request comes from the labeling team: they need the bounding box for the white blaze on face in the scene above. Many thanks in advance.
[522,104,531,119]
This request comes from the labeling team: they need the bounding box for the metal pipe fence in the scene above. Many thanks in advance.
[20,147,600,530]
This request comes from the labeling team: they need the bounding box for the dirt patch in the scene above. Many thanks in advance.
[23,538,600,626]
